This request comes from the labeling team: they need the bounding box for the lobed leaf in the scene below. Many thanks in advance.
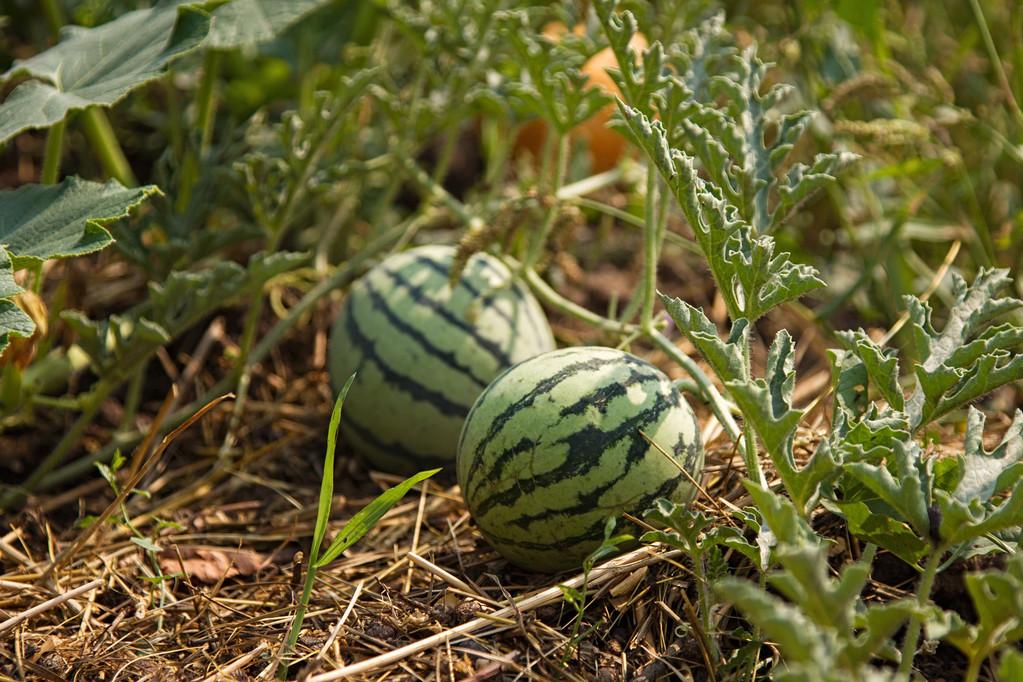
[208,0,333,49]
[0,178,158,268]
[728,332,837,513]
[658,294,744,383]
[904,269,1023,429]
[0,248,22,300]
[0,1,212,143]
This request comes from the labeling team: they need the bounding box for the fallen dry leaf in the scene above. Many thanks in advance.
[159,546,269,584]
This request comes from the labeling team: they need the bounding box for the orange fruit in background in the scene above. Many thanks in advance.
[514,24,648,173]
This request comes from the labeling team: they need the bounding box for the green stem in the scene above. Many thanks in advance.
[649,330,741,444]
[41,120,66,184]
[968,0,1023,130]
[0,378,116,510]
[81,108,137,186]
[523,134,569,271]
[278,552,318,679]
[640,166,659,333]
[195,50,221,156]
[694,552,722,667]
[898,547,945,680]
[523,267,635,335]
[40,0,63,37]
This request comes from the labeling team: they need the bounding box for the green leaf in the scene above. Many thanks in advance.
[937,477,1023,546]
[824,499,929,565]
[315,467,440,568]
[308,374,356,573]
[842,441,932,541]
[719,542,913,679]
[0,178,159,267]
[63,251,307,376]
[1000,648,1023,680]
[130,536,162,553]
[937,553,1023,663]
[500,12,609,134]
[621,104,824,323]
[716,577,826,664]
[727,227,826,322]
[952,408,1023,504]
[904,268,1023,429]
[208,0,333,49]
[658,294,744,383]
[0,299,35,357]
[837,330,904,411]
[0,248,22,299]
[728,332,837,513]
[0,1,212,143]
[592,0,669,112]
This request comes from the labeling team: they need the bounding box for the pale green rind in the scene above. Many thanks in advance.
[457,346,703,572]
[329,245,555,474]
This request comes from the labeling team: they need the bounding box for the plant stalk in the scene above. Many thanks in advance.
[279,552,318,678]
[41,120,66,184]
[81,108,137,186]
[523,134,569,271]
[640,166,659,333]
[898,547,945,680]
[196,50,221,156]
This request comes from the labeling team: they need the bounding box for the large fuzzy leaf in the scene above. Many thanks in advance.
[0,1,211,143]
[208,0,333,49]
[0,299,35,357]
[0,248,22,300]
[0,178,158,267]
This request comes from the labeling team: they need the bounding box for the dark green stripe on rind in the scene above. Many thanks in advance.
[344,411,447,468]
[466,369,661,502]
[330,245,555,474]
[469,384,676,518]
[380,261,515,371]
[456,346,703,572]
[462,351,651,487]
[361,275,489,389]
[343,296,471,418]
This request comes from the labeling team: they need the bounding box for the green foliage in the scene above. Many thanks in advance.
[0,178,156,266]
[718,485,914,681]
[927,553,1023,681]
[280,375,439,677]
[62,251,306,378]
[0,0,213,143]
[207,0,335,49]
[841,408,1023,558]
[501,12,609,134]
[0,178,157,354]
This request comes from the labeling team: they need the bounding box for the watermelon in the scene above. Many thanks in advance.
[329,245,555,474]
[456,346,703,572]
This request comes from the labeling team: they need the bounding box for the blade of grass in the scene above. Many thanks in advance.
[276,373,439,678]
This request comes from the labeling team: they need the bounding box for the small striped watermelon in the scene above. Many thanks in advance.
[456,347,703,572]
[329,245,555,474]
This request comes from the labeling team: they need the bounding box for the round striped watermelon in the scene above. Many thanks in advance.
[329,245,555,474]
[456,347,703,572]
